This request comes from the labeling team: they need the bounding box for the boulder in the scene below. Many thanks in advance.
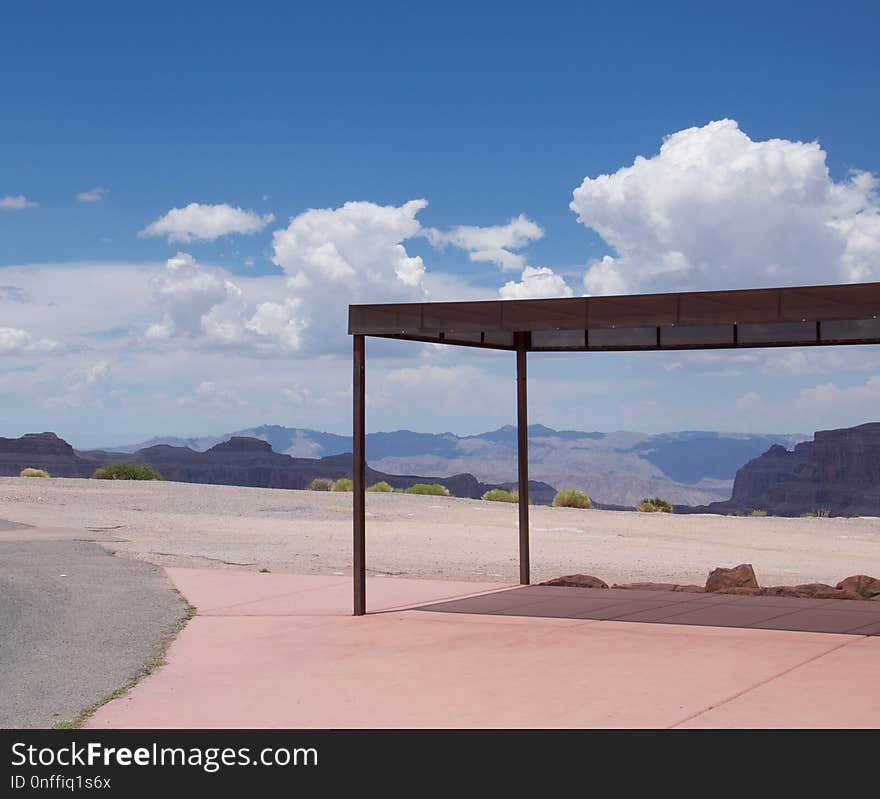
[762,584,849,600]
[541,574,608,589]
[705,563,759,592]
[717,586,764,596]
[835,575,880,599]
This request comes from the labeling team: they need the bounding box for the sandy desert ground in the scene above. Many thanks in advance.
[2,477,879,588]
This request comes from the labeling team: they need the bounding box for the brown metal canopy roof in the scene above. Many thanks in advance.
[349,281,880,352]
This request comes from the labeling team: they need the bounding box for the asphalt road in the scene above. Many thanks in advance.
[0,519,186,728]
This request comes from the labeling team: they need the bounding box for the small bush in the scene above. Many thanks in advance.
[367,481,393,493]
[482,488,518,503]
[553,489,592,509]
[20,468,49,478]
[307,478,333,491]
[405,483,450,496]
[331,477,353,492]
[750,509,768,517]
[92,462,163,480]
[637,497,672,513]
[817,507,831,518]
[800,511,817,518]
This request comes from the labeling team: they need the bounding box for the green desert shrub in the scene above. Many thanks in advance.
[482,488,518,503]
[800,511,818,518]
[553,489,592,509]
[405,483,450,496]
[750,509,768,517]
[636,497,672,513]
[307,477,333,491]
[331,477,353,492]
[92,462,163,480]
[367,481,393,493]
[20,467,50,478]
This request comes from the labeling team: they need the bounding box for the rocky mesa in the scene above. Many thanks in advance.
[708,422,880,516]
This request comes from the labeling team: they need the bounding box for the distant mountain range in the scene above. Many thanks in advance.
[8,423,877,515]
[108,424,808,506]
[0,433,557,504]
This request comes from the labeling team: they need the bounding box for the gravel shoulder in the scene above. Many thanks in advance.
[1,477,879,587]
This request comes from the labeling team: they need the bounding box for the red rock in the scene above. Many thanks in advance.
[762,584,849,600]
[705,564,759,592]
[717,586,764,596]
[760,586,796,597]
[835,575,880,599]
[795,584,853,600]
[541,574,608,589]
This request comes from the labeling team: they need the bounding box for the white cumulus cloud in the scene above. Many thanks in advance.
[77,186,107,202]
[40,359,112,409]
[146,253,305,353]
[140,203,275,243]
[499,266,572,299]
[1,195,38,211]
[271,199,429,352]
[425,214,544,271]
[0,327,57,354]
[796,375,880,415]
[571,119,880,295]
[273,199,427,287]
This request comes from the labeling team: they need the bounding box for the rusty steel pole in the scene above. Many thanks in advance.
[353,334,366,615]
[515,331,530,585]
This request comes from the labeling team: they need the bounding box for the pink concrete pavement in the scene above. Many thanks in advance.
[86,568,880,729]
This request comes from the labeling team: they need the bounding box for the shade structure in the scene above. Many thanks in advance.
[349,281,880,615]
[349,281,880,352]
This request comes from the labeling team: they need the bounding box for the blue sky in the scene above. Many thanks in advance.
[2,1,880,446]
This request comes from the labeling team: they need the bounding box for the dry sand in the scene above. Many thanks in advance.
[1,477,879,587]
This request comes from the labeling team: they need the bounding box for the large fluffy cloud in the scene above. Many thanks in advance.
[572,119,880,295]
[140,202,275,243]
[273,199,428,288]
[146,253,305,352]
[425,214,544,271]
[271,199,430,351]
